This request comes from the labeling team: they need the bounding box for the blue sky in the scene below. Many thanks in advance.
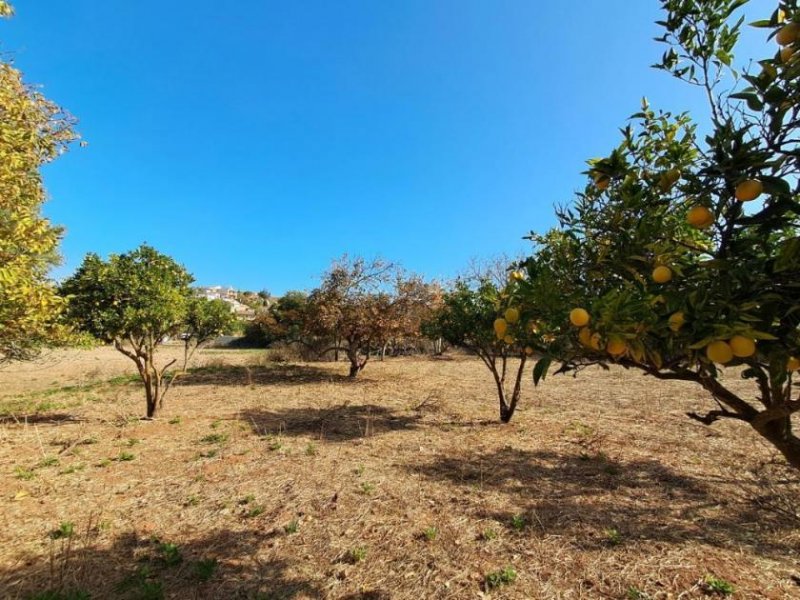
[3,0,773,294]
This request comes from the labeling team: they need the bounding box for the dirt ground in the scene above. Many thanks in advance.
[1,346,798,599]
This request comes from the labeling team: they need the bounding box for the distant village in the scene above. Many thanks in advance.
[195,286,273,321]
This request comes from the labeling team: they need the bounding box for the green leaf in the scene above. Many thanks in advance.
[532,356,551,386]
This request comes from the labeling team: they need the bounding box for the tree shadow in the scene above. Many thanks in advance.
[409,447,798,558]
[175,364,368,387]
[240,404,420,442]
[0,528,322,599]
[0,413,83,426]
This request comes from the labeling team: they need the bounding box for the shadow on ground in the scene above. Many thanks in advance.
[175,364,368,387]
[240,404,420,442]
[0,413,84,426]
[0,528,326,600]
[409,447,800,557]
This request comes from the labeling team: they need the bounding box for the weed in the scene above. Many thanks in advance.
[604,527,622,546]
[115,452,135,462]
[627,587,651,600]
[200,433,228,444]
[198,449,218,459]
[184,495,201,507]
[359,482,375,495]
[14,465,36,480]
[210,420,222,429]
[58,463,85,475]
[239,494,256,505]
[481,528,498,541]
[703,575,734,595]
[267,439,283,452]
[246,505,265,518]
[510,514,527,531]
[50,521,75,540]
[126,438,140,447]
[158,541,182,566]
[422,526,438,541]
[349,546,367,563]
[193,558,218,582]
[485,566,517,589]
[95,458,111,468]
[81,437,98,445]
[305,442,318,456]
[168,417,181,425]
[284,519,299,534]
[354,464,365,476]
[37,456,60,468]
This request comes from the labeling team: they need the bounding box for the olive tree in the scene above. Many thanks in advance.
[60,245,193,418]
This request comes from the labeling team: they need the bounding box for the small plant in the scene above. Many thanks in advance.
[359,482,375,495]
[481,528,498,541]
[510,514,527,531]
[168,417,181,425]
[81,436,99,445]
[703,575,734,595]
[422,526,438,541]
[627,587,651,600]
[126,438,140,447]
[184,495,201,507]
[200,433,228,444]
[159,541,182,566]
[604,527,622,546]
[49,521,75,540]
[198,449,218,459]
[484,566,517,589]
[284,519,299,534]
[115,451,135,462]
[95,458,111,468]
[58,463,85,475]
[305,442,318,456]
[14,465,35,480]
[37,456,60,468]
[267,439,283,452]
[193,558,218,582]
[239,494,256,505]
[354,464,365,476]
[349,546,367,563]
[246,505,265,518]
[210,420,222,429]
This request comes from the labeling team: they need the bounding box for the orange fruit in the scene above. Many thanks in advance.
[569,308,590,327]
[606,338,627,357]
[652,266,673,284]
[668,312,685,332]
[658,169,681,192]
[735,179,763,202]
[787,357,800,371]
[504,307,520,324]
[686,205,714,229]
[706,341,734,365]
[503,334,515,345]
[578,327,600,350]
[781,46,795,62]
[493,318,507,339]
[729,335,756,358]
[593,172,610,191]
[524,346,534,356]
[776,22,800,46]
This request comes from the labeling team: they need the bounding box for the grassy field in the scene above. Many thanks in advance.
[1,347,798,599]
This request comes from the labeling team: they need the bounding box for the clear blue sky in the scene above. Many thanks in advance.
[3,0,773,294]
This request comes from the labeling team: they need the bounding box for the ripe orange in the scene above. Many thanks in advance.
[787,357,800,371]
[781,46,795,63]
[524,346,534,356]
[593,172,610,191]
[578,327,600,350]
[735,179,763,202]
[729,335,756,358]
[706,340,734,365]
[493,318,507,339]
[569,308,590,327]
[776,22,800,46]
[668,311,685,332]
[504,307,520,324]
[686,205,714,229]
[503,334,515,345]
[509,270,524,281]
[652,266,673,284]
[606,338,627,357]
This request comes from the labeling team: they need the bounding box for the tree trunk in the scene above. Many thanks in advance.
[380,343,387,361]
[753,417,800,470]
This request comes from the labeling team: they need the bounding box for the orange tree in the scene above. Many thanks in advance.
[425,271,559,422]
[523,0,800,467]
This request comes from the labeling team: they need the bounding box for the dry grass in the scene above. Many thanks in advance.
[1,346,799,599]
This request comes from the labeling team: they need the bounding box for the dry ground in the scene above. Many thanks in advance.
[1,347,799,599]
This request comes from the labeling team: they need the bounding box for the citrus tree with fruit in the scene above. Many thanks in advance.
[524,0,800,468]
